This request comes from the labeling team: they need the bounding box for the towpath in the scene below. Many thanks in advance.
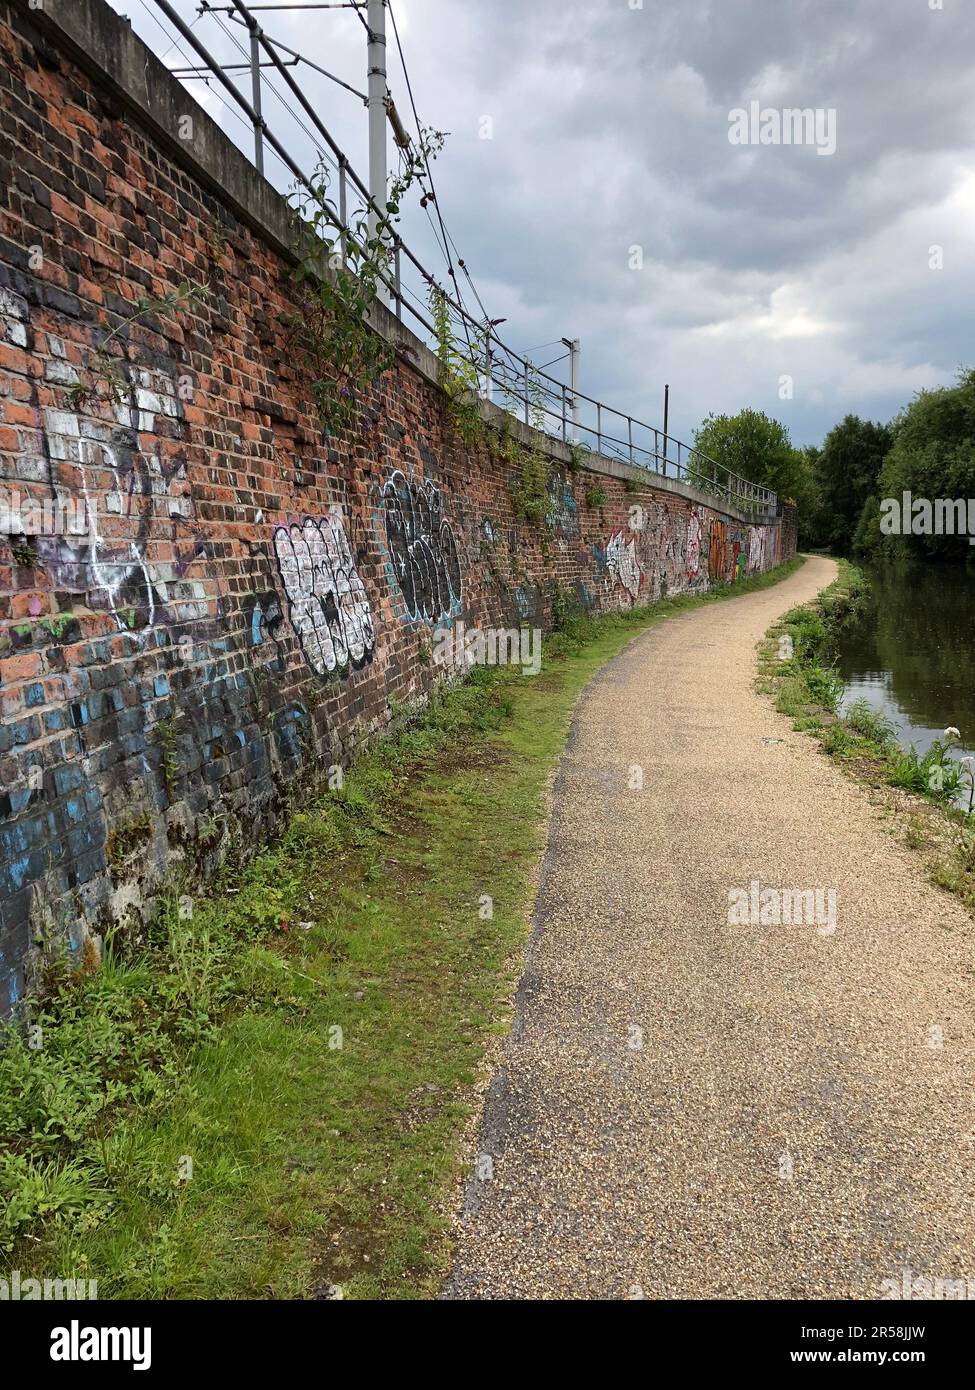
[445,556,975,1299]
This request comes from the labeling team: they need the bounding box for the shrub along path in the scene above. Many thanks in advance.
[444,555,975,1299]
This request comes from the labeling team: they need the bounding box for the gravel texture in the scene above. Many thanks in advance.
[443,556,975,1300]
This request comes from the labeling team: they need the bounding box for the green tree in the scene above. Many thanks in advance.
[878,369,975,560]
[795,444,822,547]
[692,408,808,504]
[813,415,892,553]
[852,494,882,554]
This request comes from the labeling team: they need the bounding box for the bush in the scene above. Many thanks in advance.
[844,698,896,747]
[887,741,964,804]
[804,664,844,712]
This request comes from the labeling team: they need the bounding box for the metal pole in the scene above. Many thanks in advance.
[366,0,387,246]
[483,325,493,402]
[524,361,530,425]
[628,416,633,465]
[338,156,348,266]
[662,383,669,474]
[563,337,580,440]
[561,384,567,441]
[394,241,402,319]
[596,402,602,455]
[249,18,265,173]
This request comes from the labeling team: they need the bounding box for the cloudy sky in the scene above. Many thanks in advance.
[112,0,975,447]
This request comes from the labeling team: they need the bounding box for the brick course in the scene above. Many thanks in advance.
[0,0,795,1013]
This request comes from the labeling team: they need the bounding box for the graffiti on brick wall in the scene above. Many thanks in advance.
[0,345,338,1010]
[546,472,579,537]
[36,370,210,638]
[604,528,642,600]
[382,470,462,622]
[595,506,781,601]
[686,511,703,579]
[273,511,375,677]
[709,519,729,581]
[748,523,780,574]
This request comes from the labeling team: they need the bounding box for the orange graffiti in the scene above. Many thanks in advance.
[709,520,729,581]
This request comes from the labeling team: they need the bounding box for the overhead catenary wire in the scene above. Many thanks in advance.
[142,0,775,510]
[210,6,369,104]
[385,0,483,353]
[138,0,302,186]
[206,5,344,181]
[154,0,446,342]
[207,0,493,370]
[387,0,498,346]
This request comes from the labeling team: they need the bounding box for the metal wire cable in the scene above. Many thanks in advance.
[138,0,301,187]
[207,5,343,182]
[140,0,776,509]
[386,0,492,328]
[386,0,482,350]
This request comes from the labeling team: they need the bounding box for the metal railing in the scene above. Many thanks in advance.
[151,0,777,517]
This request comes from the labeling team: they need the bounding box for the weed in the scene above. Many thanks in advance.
[11,536,37,569]
[157,711,185,799]
[106,812,152,866]
[844,698,896,748]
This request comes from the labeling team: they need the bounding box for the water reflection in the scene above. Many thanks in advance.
[834,558,975,795]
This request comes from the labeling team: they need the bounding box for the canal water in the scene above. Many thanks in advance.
[834,558,975,787]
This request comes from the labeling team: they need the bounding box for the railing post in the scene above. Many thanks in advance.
[338,156,348,266]
[561,384,567,441]
[628,416,633,465]
[394,240,402,320]
[483,325,492,402]
[596,402,602,454]
[248,17,264,174]
[662,383,670,472]
[523,361,530,425]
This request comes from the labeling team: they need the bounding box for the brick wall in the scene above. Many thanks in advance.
[0,0,795,1014]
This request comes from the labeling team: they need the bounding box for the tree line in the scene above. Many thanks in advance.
[692,368,975,560]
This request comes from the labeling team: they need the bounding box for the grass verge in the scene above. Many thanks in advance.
[758,557,975,919]
[2,555,803,1299]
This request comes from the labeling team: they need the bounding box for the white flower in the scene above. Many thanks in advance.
[943,726,961,743]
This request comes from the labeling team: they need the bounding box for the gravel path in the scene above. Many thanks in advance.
[444,555,975,1300]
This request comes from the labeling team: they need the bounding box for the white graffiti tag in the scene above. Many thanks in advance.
[605,529,642,600]
[38,370,201,634]
[273,512,375,676]
[686,512,702,578]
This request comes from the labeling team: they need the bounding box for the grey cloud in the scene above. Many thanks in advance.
[112,0,975,445]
